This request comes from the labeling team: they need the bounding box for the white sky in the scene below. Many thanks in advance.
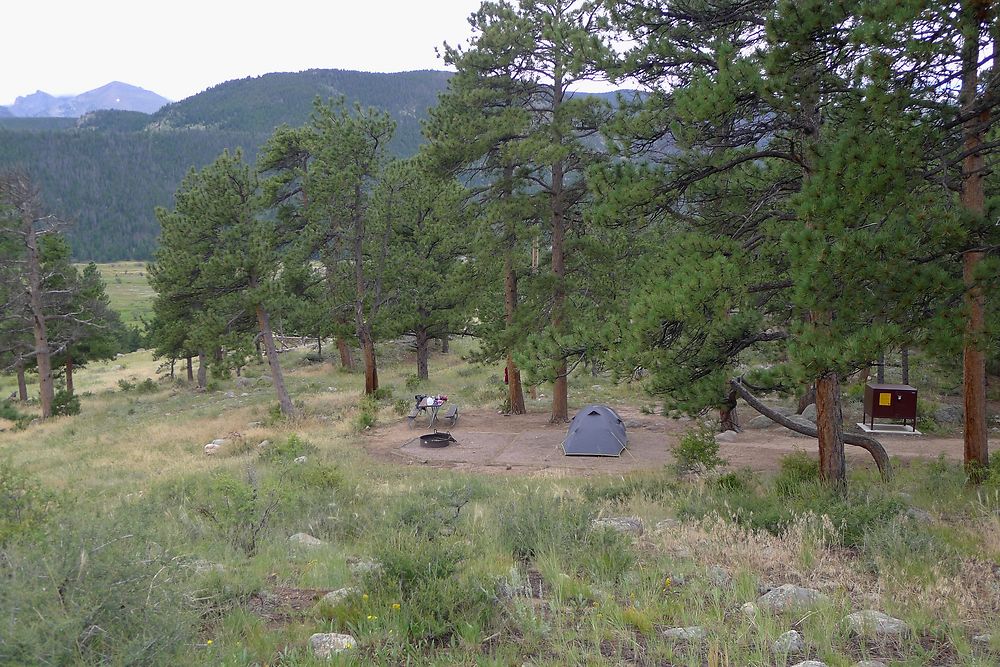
[0,0,489,105]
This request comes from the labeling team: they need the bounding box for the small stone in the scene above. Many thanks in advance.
[661,626,706,641]
[971,633,992,648]
[773,630,805,654]
[740,601,759,618]
[591,516,644,536]
[844,610,910,637]
[905,507,933,523]
[654,518,681,533]
[706,566,731,587]
[246,421,263,428]
[212,438,227,445]
[757,584,828,613]
[204,443,221,455]
[224,391,236,399]
[309,632,356,657]
[321,587,358,605]
[854,662,888,667]
[257,440,271,450]
[348,558,382,575]
[715,430,739,442]
[294,456,308,464]
[190,559,225,575]
[790,662,828,667]
[289,533,323,547]
[240,392,250,397]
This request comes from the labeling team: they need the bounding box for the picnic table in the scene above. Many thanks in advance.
[407,394,458,428]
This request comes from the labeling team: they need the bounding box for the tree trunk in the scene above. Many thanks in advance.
[256,304,296,417]
[415,329,430,380]
[24,213,53,418]
[958,2,990,481]
[360,328,378,395]
[720,385,739,432]
[441,335,450,354]
[503,241,526,415]
[336,337,354,371]
[169,358,175,380]
[548,67,569,424]
[901,348,909,385]
[186,356,194,382]
[65,355,74,396]
[352,182,378,395]
[16,363,27,402]
[730,378,890,479]
[876,352,885,384]
[197,352,207,389]
[317,336,322,358]
[796,384,816,415]
[815,372,846,485]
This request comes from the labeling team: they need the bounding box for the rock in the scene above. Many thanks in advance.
[320,587,358,605]
[591,516,644,536]
[854,662,888,667]
[790,662,828,667]
[240,392,250,397]
[773,630,805,654]
[661,626,706,641]
[224,391,236,399]
[235,377,255,388]
[309,632,356,657]
[212,438,227,445]
[706,565,731,587]
[190,559,225,575]
[844,610,910,637]
[715,430,739,442]
[348,558,382,575]
[257,440,271,450]
[800,404,817,421]
[662,573,686,587]
[246,421,263,428]
[756,584,828,613]
[905,507,933,523]
[740,601,759,618]
[784,415,817,436]
[654,518,681,533]
[289,533,323,547]
[971,633,992,648]
[934,404,963,424]
[204,443,221,455]
[746,415,778,429]
[294,456,308,464]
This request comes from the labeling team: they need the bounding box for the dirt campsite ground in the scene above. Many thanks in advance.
[362,404,968,477]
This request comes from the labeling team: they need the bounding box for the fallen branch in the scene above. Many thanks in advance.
[729,377,891,480]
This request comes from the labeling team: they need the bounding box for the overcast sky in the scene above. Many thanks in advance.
[1,0,489,105]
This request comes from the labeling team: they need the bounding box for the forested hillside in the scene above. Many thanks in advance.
[0,70,454,261]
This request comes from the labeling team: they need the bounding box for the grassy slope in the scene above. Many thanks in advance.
[89,260,156,328]
[1,336,998,665]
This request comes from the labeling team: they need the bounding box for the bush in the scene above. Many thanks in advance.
[135,378,158,394]
[51,389,80,416]
[774,452,819,496]
[258,434,317,464]
[355,396,378,430]
[405,374,422,390]
[116,377,135,392]
[373,386,393,401]
[495,490,592,562]
[672,423,727,474]
[393,398,410,416]
[0,401,31,429]
[0,460,56,545]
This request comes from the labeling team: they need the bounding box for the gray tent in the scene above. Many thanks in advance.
[561,405,628,457]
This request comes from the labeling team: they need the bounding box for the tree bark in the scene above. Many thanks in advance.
[16,363,27,402]
[65,355,74,396]
[317,336,322,358]
[256,304,297,417]
[360,328,378,394]
[197,352,207,389]
[24,211,53,418]
[186,356,194,382]
[503,238,526,415]
[336,336,354,371]
[441,335,450,354]
[815,372,846,485]
[720,385,739,432]
[415,329,430,380]
[169,358,175,380]
[958,0,990,481]
[730,378,890,479]
[548,67,569,424]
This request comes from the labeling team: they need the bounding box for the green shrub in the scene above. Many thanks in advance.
[0,460,56,545]
[393,398,410,416]
[405,374,422,390]
[51,389,80,416]
[191,469,279,557]
[495,490,592,562]
[135,377,158,394]
[774,452,819,496]
[0,401,31,429]
[672,423,727,474]
[355,396,378,430]
[117,377,135,392]
[372,386,393,401]
[258,434,317,464]
[716,468,754,492]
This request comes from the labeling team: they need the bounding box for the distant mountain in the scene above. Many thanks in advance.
[2,82,169,118]
[0,70,454,261]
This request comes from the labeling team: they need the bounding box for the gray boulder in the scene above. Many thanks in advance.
[348,558,383,576]
[591,516,644,536]
[706,565,731,587]
[661,626,706,641]
[715,430,740,443]
[309,632,356,657]
[757,584,828,613]
[844,610,910,637]
[971,633,992,648]
[746,415,778,429]
[791,662,828,667]
[934,404,963,425]
[773,630,805,654]
[854,662,888,667]
[800,403,817,421]
[320,587,358,606]
[289,533,323,547]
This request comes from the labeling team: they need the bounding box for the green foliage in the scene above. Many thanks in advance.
[135,377,159,394]
[774,452,820,496]
[495,490,592,562]
[372,386,393,401]
[0,401,31,429]
[257,434,317,464]
[51,389,80,416]
[672,423,728,474]
[116,377,135,392]
[0,460,55,545]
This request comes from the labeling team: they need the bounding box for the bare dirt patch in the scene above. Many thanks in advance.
[360,406,966,476]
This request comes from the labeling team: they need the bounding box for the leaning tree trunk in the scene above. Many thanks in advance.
[336,336,354,371]
[730,377,890,479]
[65,355,74,396]
[256,303,296,417]
[415,329,430,381]
[16,362,27,402]
[720,384,739,432]
[958,2,990,481]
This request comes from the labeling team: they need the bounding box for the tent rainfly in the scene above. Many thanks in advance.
[561,405,628,457]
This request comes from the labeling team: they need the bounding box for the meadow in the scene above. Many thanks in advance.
[1,330,999,666]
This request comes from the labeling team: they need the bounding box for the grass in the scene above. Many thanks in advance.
[1,332,998,664]
[84,260,155,329]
